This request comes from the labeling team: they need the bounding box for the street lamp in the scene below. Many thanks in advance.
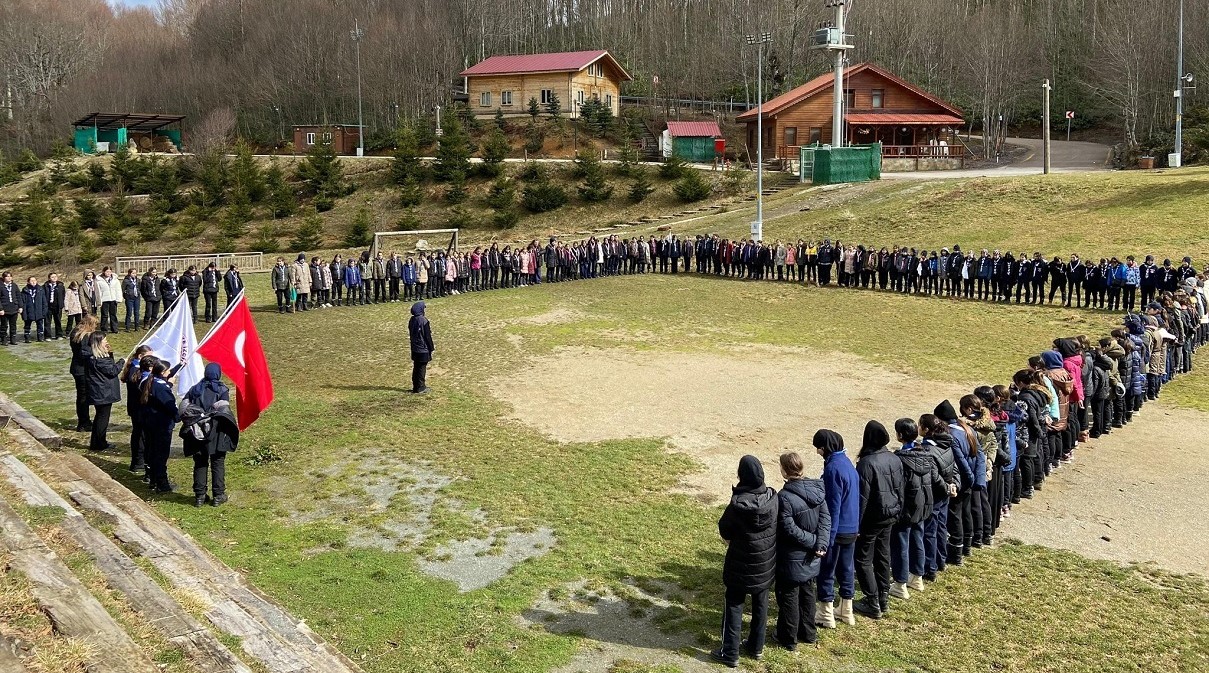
[745,31,772,243]
[350,19,366,157]
[271,104,283,143]
[1174,0,1186,168]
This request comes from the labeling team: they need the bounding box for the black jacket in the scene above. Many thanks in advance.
[140,275,161,302]
[84,353,124,405]
[179,271,202,299]
[202,268,221,293]
[69,332,90,376]
[776,478,830,584]
[179,400,240,457]
[719,455,778,591]
[408,302,435,362]
[896,444,939,524]
[855,421,904,529]
[925,432,961,494]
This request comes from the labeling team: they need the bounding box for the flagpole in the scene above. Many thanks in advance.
[196,289,246,350]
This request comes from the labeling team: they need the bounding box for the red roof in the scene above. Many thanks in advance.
[846,113,964,125]
[460,50,633,81]
[666,121,722,137]
[736,63,962,121]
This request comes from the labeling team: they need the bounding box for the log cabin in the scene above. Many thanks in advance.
[737,63,966,168]
[459,50,632,119]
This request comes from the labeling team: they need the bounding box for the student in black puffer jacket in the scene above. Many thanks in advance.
[773,452,830,652]
[853,420,903,620]
[712,455,778,668]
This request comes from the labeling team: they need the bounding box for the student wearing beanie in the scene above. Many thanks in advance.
[813,429,859,628]
[852,420,904,620]
[713,455,778,668]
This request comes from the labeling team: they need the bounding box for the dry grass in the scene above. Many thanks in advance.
[0,549,95,673]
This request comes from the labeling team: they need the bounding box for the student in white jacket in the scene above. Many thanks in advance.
[95,266,122,333]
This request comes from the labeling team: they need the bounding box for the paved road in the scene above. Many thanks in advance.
[884,136,1112,180]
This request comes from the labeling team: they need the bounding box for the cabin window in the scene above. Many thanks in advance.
[322,132,332,143]
[501,91,513,106]
[872,89,885,109]
[784,127,797,147]
[605,94,613,108]
[844,89,856,110]
[540,89,554,104]
[480,91,492,107]
[305,132,316,146]
[576,89,585,105]
[809,127,822,144]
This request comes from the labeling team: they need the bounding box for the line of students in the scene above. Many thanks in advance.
[711,292,1207,667]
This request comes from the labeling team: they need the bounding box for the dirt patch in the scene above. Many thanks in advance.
[489,346,965,505]
[419,527,556,592]
[512,308,585,326]
[1005,402,1209,577]
[519,580,713,673]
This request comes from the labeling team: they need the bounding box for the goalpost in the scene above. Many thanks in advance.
[371,228,459,257]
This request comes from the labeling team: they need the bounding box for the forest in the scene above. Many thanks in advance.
[1,0,1206,159]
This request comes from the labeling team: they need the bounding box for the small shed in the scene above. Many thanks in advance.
[293,125,361,155]
[662,121,723,162]
[72,113,185,154]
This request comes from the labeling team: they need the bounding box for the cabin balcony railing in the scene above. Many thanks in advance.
[880,144,967,158]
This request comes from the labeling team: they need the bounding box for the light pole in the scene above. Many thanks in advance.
[350,19,366,157]
[1174,0,1185,168]
[746,31,771,243]
[823,0,852,149]
[271,104,283,144]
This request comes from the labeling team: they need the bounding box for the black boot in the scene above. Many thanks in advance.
[852,596,883,620]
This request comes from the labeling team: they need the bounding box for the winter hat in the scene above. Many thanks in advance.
[933,400,959,423]
[1147,302,1163,312]
[736,455,765,489]
[812,429,845,456]
[296,253,306,262]
[410,301,426,315]
[1040,351,1065,370]
[860,420,890,456]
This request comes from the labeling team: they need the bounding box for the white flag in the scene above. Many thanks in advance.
[141,296,204,394]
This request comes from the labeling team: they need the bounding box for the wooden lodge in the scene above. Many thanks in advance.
[459,50,632,119]
[737,63,966,168]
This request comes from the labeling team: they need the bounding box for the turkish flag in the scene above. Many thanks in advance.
[196,293,274,430]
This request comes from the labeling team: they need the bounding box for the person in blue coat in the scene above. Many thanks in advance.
[21,276,49,342]
[774,451,830,651]
[402,257,418,301]
[408,302,435,393]
[813,428,859,628]
[139,358,180,493]
[934,400,976,566]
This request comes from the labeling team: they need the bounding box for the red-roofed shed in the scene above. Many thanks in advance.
[460,50,631,119]
[663,121,724,162]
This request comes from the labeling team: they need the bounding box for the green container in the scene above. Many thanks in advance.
[672,136,717,163]
[801,143,881,185]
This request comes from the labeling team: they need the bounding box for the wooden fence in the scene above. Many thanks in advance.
[113,252,267,273]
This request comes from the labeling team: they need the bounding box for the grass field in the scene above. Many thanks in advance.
[3,272,1209,673]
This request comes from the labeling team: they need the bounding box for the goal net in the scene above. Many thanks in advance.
[371,228,459,258]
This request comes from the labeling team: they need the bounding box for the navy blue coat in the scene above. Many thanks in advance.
[776,478,831,583]
[21,284,48,321]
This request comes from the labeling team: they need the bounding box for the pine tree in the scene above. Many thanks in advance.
[291,209,324,250]
[296,135,348,198]
[109,145,148,189]
[444,170,468,204]
[673,168,712,202]
[615,127,640,177]
[344,205,373,247]
[527,97,541,118]
[194,150,228,207]
[434,116,474,182]
[485,177,515,210]
[521,181,568,213]
[264,162,297,218]
[140,157,182,212]
[525,122,545,155]
[659,154,688,180]
[629,168,655,203]
[229,140,266,203]
[139,201,170,242]
[84,161,108,192]
[494,108,507,130]
[545,92,562,118]
[15,149,42,173]
[576,151,613,202]
[395,209,422,231]
[20,198,58,246]
[479,127,509,178]
[77,232,100,264]
[398,176,424,207]
[390,126,424,185]
[74,197,103,229]
[252,221,281,253]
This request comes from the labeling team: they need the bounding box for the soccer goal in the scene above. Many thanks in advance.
[371,228,459,257]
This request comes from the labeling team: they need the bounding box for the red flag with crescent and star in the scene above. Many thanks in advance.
[196,293,274,430]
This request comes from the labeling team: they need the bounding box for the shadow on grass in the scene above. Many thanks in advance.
[1086,178,1209,210]
[321,383,404,393]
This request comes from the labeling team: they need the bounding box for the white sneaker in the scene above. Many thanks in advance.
[907,574,925,592]
[889,582,910,600]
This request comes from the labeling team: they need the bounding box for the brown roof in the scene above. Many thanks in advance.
[846,112,964,125]
[460,50,633,81]
[666,121,722,137]
[735,63,962,122]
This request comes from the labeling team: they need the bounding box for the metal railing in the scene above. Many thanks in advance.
[880,144,967,158]
[114,252,267,273]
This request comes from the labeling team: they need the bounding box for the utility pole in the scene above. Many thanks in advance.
[351,19,366,157]
[745,32,771,243]
[1042,79,1051,175]
[1174,0,1185,168]
[825,0,852,149]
